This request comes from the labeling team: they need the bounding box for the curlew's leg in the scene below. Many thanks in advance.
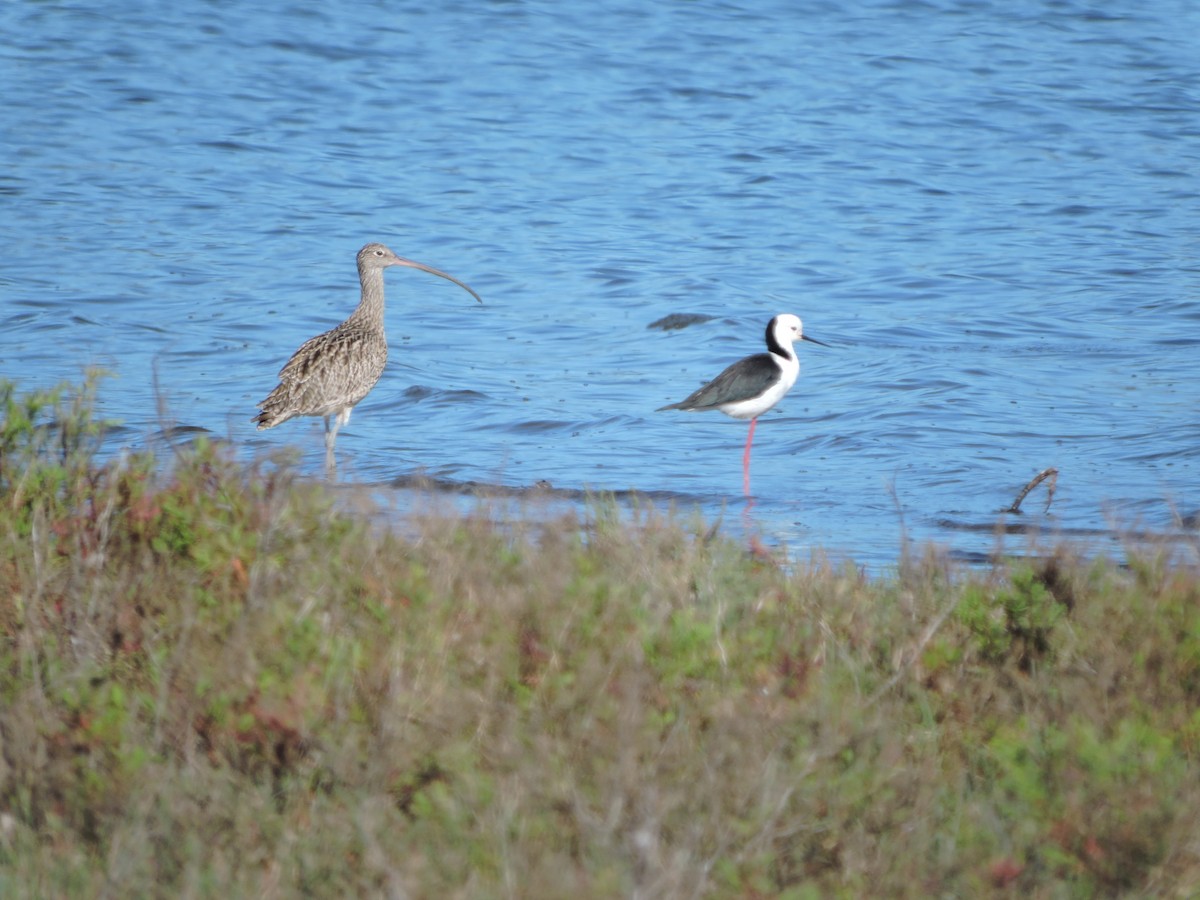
[323,415,339,477]
[742,417,758,496]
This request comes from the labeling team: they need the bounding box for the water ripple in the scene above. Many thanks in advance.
[1,0,1197,567]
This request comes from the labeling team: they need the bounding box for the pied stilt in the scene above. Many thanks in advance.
[658,313,827,496]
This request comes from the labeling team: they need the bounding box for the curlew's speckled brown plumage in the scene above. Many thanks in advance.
[252,242,481,472]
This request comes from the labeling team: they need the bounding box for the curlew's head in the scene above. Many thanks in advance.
[357,242,482,303]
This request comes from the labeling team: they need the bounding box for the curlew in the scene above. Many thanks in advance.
[658,313,828,496]
[252,242,481,472]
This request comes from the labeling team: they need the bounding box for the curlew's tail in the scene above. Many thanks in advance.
[252,389,290,431]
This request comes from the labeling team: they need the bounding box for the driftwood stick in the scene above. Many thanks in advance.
[1006,467,1058,515]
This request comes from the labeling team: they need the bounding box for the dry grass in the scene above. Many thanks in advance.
[1,375,1199,898]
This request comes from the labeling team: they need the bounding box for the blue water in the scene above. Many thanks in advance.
[3,0,1198,568]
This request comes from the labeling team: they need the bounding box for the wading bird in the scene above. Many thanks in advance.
[658,313,827,496]
[253,242,481,473]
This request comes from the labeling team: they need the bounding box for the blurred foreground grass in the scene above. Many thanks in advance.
[2,375,1198,897]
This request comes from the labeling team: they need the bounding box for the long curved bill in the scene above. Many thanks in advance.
[395,257,483,303]
[802,333,830,347]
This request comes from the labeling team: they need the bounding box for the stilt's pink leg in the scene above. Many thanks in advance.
[742,417,758,496]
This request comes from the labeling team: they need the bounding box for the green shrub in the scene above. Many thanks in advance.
[0,377,1197,897]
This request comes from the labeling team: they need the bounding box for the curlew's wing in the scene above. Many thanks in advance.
[254,326,387,427]
[276,329,337,382]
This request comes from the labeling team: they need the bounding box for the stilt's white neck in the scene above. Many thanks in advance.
[765,321,798,366]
